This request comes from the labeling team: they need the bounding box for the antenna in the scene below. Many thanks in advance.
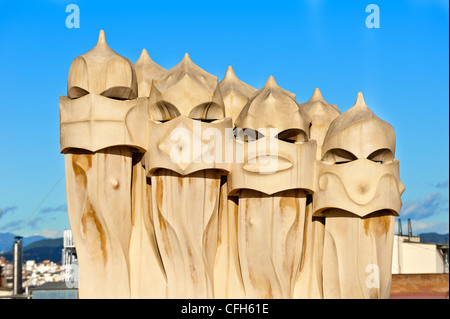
[407,218,413,239]
[398,218,403,236]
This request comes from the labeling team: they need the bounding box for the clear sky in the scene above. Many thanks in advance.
[0,0,448,242]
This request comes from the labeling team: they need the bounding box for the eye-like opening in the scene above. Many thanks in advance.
[275,129,308,144]
[100,87,135,100]
[68,86,89,99]
[322,148,357,165]
[189,102,224,121]
[149,101,180,122]
[367,148,394,164]
[193,119,216,123]
[234,127,265,143]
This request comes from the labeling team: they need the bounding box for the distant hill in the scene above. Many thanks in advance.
[0,237,63,264]
[419,232,449,245]
[0,232,46,253]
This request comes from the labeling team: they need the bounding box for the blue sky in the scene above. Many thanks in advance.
[0,0,448,242]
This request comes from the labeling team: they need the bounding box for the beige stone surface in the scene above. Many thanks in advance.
[214,186,245,298]
[134,49,166,98]
[219,66,256,124]
[129,154,166,298]
[315,93,405,299]
[154,53,225,120]
[228,78,314,298]
[235,76,308,137]
[228,137,316,196]
[237,190,307,298]
[59,94,148,153]
[314,92,405,217]
[143,115,232,177]
[229,76,315,195]
[151,170,221,298]
[143,52,230,299]
[321,210,395,299]
[321,92,396,161]
[60,31,404,299]
[298,88,340,159]
[65,148,132,298]
[293,210,325,299]
[68,30,137,100]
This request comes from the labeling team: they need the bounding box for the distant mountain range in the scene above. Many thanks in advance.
[0,231,448,264]
[0,232,46,253]
[0,232,63,264]
[419,232,449,245]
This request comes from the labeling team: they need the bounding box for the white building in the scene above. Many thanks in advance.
[61,229,77,280]
[26,260,35,272]
[392,234,449,274]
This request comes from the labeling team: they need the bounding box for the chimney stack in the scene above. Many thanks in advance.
[0,265,5,288]
[13,236,23,295]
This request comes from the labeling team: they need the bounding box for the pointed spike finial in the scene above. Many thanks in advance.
[98,30,106,45]
[224,65,237,80]
[137,48,151,63]
[180,53,193,71]
[310,88,324,101]
[265,75,278,88]
[259,75,296,100]
[140,48,149,57]
[175,53,193,73]
[226,65,235,75]
[355,91,367,108]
